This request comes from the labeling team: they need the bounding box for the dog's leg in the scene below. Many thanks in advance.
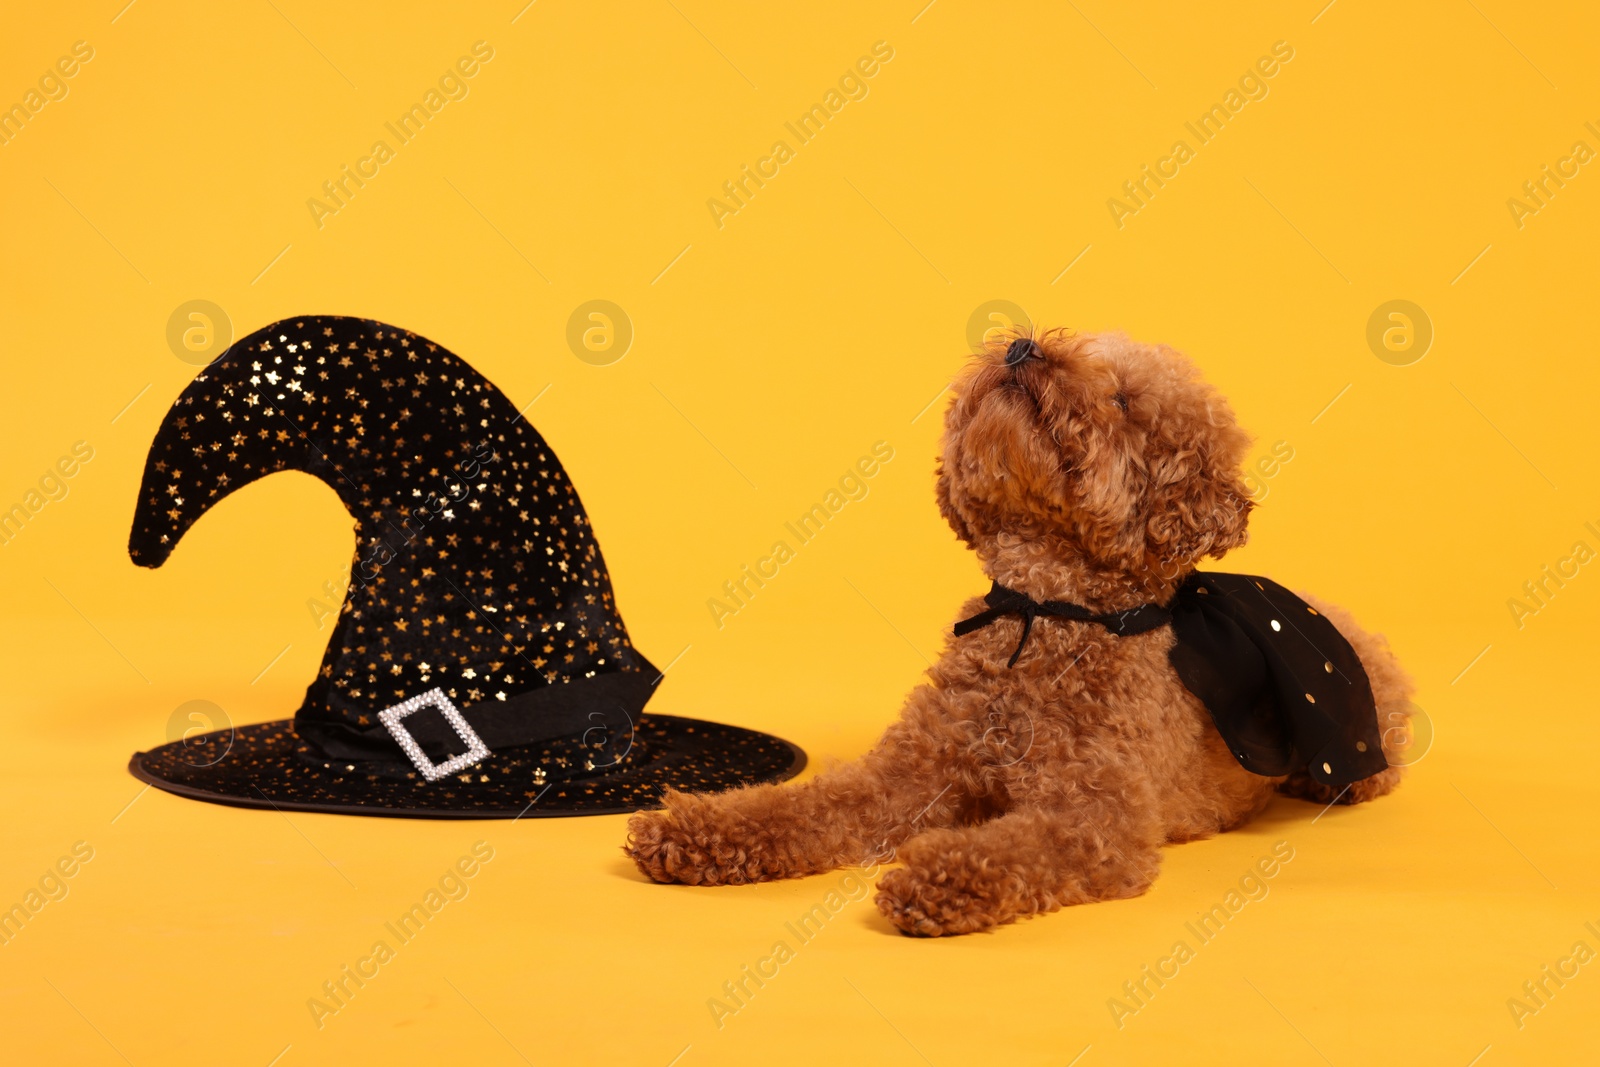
[626,694,969,887]
[874,769,1162,936]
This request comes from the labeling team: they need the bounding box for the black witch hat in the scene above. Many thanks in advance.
[127,315,804,817]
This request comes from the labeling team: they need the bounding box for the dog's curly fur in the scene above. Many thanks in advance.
[626,329,1413,936]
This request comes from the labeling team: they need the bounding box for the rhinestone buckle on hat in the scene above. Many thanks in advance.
[377,688,490,781]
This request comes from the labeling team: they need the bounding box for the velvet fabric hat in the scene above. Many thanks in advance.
[127,315,804,818]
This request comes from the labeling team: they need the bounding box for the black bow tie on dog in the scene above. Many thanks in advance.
[953,572,1389,790]
[953,583,1172,665]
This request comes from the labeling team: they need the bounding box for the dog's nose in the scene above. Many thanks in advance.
[1005,338,1042,368]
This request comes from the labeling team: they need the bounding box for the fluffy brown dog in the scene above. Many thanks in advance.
[626,329,1413,936]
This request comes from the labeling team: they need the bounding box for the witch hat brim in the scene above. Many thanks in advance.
[129,714,805,818]
[126,314,806,816]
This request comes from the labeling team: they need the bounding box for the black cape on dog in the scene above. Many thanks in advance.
[954,571,1388,790]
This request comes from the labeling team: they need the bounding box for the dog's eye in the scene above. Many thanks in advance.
[1113,392,1129,412]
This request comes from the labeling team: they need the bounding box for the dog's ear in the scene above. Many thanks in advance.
[934,456,975,546]
[1149,462,1254,565]
[1198,470,1254,558]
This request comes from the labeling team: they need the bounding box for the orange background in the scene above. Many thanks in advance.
[1,1,1597,1064]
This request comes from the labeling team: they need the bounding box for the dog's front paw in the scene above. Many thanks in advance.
[874,866,1000,937]
[624,808,701,884]
[623,792,766,886]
